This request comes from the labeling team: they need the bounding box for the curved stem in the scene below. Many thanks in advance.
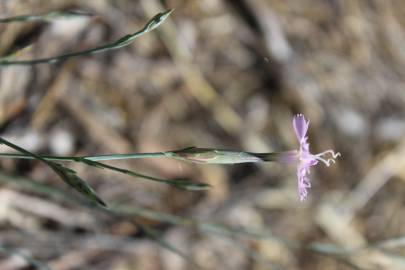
[0,10,173,66]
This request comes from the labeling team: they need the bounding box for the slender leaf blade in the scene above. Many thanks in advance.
[0,137,106,207]
[0,10,93,23]
[0,10,173,66]
[80,158,210,191]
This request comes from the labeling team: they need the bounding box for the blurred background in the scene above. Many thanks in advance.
[1,0,405,269]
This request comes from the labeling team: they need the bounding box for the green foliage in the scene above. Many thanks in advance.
[0,10,173,66]
[0,137,107,207]
[0,10,93,23]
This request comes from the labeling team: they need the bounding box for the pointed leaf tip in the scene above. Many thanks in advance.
[145,9,173,32]
[55,165,107,207]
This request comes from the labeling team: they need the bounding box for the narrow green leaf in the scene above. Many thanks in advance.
[0,10,93,23]
[0,137,106,207]
[80,158,210,191]
[0,10,173,66]
[52,164,107,207]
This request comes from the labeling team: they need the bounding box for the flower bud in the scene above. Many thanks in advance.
[171,147,264,164]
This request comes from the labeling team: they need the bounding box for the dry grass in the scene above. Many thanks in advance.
[1,0,405,269]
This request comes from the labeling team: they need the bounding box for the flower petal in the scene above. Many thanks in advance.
[298,174,311,201]
[293,114,309,141]
[297,161,313,201]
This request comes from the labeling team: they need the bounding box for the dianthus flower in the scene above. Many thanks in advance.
[290,114,340,201]
[170,114,340,201]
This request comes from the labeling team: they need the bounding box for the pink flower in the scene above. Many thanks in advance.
[169,113,340,201]
[292,114,340,201]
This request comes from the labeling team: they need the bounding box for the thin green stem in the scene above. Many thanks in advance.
[0,10,173,66]
[79,158,210,191]
[0,10,93,23]
[84,152,174,161]
[0,151,208,190]
[0,152,173,161]
[0,147,285,164]
[0,138,57,167]
[0,140,209,191]
[0,137,107,206]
